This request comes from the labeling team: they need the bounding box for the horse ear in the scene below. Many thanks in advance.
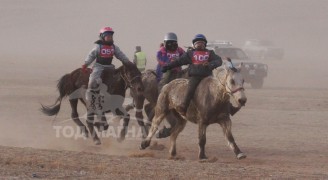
[236,62,243,72]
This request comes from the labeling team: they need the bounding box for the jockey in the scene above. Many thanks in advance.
[156,32,185,90]
[161,34,223,115]
[82,27,130,120]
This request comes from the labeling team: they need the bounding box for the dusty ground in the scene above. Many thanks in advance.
[0,57,327,179]
[1,0,328,179]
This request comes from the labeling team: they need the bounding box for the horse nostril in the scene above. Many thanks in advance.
[238,98,247,106]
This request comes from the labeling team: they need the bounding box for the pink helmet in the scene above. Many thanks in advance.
[100,27,114,34]
[99,27,114,38]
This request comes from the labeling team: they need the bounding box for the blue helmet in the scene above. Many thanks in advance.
[192,34,207,45]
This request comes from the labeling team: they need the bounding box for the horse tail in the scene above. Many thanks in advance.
[40,73,75,116]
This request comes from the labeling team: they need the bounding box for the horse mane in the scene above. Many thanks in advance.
[143,69,157,78]
[211,67,231,102]
[123,61,138,71]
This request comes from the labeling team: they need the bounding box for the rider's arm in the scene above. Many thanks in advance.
[167,51,192,68]
[114,45,130,64]
[156,50,167,67]
[208,50,223,69]
[84,45,99,66]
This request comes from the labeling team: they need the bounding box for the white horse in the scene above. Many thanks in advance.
[141,64,247,160]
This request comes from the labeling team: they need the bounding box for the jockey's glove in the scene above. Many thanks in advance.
[82,64,88,73]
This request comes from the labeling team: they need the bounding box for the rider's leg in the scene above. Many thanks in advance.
[156,76,202,138]
[86,65,104,123]
[158,71,171,92]
[177,76,202,116]
[156,70,181,138]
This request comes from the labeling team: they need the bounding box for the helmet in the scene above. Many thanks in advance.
[100,27,114,34]
[192,34,207,45]
[164,32,178,41]
[99,27,114,39]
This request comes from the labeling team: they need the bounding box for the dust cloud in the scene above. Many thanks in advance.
[0,0,327,153]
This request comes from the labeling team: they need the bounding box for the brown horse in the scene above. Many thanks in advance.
[141,65,247,160]
[41,62,145,145]
[127,69,189,133]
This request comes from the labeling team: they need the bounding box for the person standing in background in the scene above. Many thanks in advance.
[133,46,147,72]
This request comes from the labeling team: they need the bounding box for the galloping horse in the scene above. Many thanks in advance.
[141,65,247,160]
[41,62,145,145]
[127,69,188,134]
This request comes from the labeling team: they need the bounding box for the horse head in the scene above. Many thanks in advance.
[214,63,247,108]
[121,61,144,96]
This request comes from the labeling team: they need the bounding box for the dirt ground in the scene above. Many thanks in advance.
[1,0,328,179]
[0,57,327,179]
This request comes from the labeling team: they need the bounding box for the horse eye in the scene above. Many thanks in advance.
[230,79,235,85]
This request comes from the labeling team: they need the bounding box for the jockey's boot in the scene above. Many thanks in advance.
[176,77,201,116]
[156,126,172,139]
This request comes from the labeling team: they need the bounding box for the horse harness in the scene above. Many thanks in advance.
[120,68,142,90]
[218,70,245,95]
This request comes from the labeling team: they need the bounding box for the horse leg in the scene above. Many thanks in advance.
[168,111,187,158]
[86,113,101,145]
[140,113,166,149]
[134,95,149,139]
[116,108,130,143]
[219,118,246,160]
[124,89,135,112]
[94,112,109,132]
[198,123,209,159]
[156,112,177,139]
[144,103,156,125]
[69,99,89,138]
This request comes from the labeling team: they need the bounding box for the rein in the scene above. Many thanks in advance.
[120,67,141,89]
[217,70,244,95]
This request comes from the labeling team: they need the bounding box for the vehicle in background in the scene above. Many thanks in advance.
[242,39,284,60]
[207,40,268,89]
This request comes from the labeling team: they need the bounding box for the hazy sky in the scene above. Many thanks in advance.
[1,0,327,88]
[1,0,327,59]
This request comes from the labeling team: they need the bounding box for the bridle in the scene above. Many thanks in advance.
[217,69,244,95]
[120,67,142,90]
[230,87,245,94]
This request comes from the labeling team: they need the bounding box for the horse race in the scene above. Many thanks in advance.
[0,1,327,179]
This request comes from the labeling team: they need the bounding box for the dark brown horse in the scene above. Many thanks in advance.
[127,69,189,134]
[141,65,247,160]
[41,62,145,145]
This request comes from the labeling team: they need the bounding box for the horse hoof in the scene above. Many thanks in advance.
[94,139,101,145]
[199,156,208,160]
[237,153,247,160]
[140,140,150,150]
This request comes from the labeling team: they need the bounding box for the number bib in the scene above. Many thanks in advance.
[192,51,210,64]
[99,45,114,58]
